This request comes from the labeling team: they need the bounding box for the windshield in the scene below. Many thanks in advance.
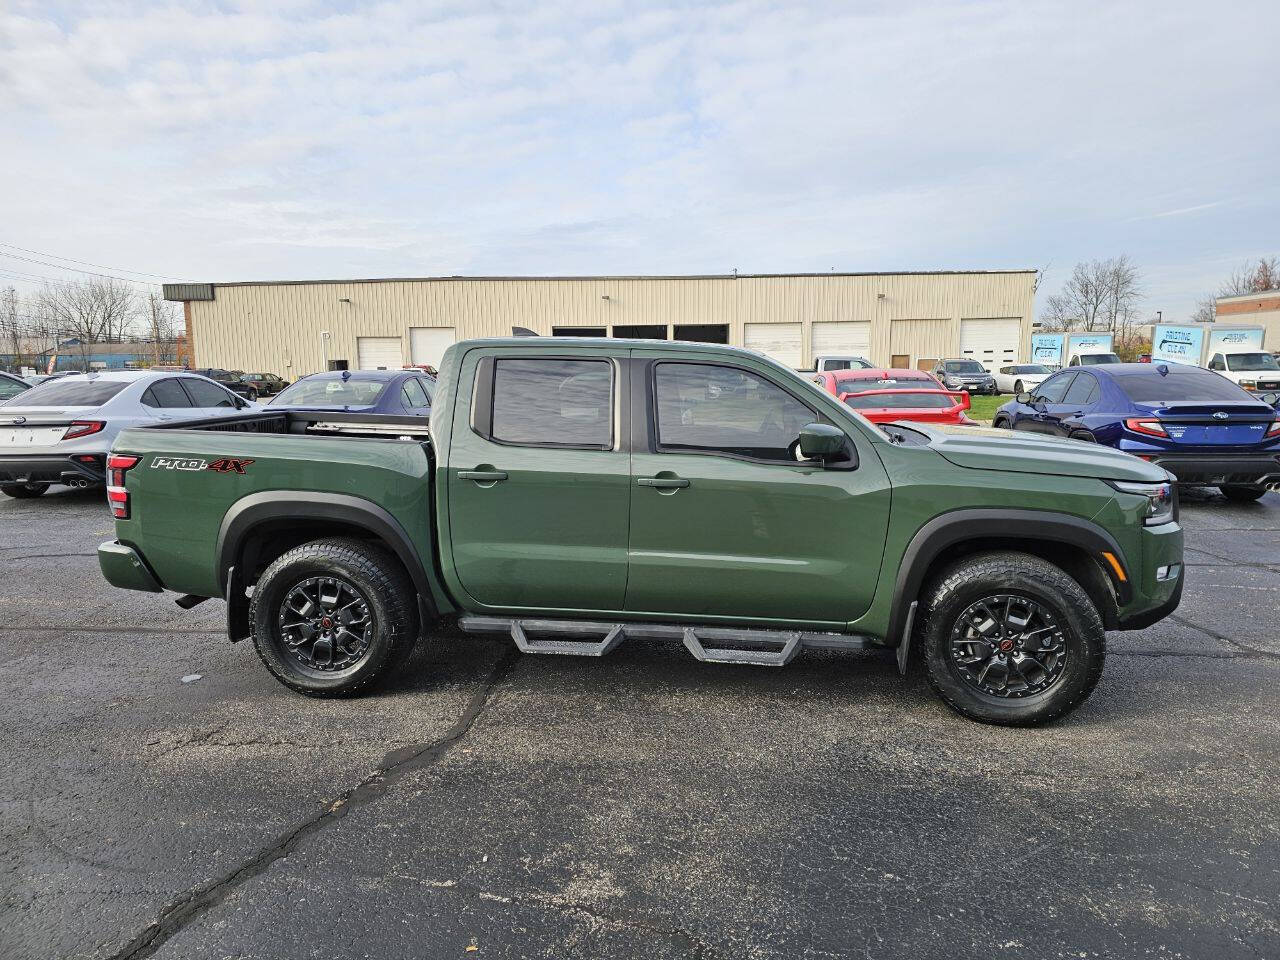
[1225,353,1280,372]
[945,361,985,373]
[1079,353,1120,365]
[1,378,127,407]
[1115,372,1253,403]
[1016,365,1052,374]
[273,377,388,407]
[843,391,956,410]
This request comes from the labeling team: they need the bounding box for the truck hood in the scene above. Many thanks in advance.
[908,424,1168,482]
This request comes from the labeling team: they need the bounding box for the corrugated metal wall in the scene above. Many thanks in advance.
[182,272,1036,376]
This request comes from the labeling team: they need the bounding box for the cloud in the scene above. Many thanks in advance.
[0,0,1277,318]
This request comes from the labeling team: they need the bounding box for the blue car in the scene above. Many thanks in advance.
[270,369,434,416]
[993,363,1280,501]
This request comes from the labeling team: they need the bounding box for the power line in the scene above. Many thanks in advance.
[0,250,164,287]
[0,241,195,283]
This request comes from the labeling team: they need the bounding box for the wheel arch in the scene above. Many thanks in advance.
[217,492,448,639]
[888,509,1128,648]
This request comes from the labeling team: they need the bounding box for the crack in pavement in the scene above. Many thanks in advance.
[401,876,726,958]
[1168,613,1280,660]
[0,551,99,562]
[13,624,222,635]
[106,646,522,960]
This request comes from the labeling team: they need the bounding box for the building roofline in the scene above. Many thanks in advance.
[174,268,1038,293]
[1216,289,1280,304]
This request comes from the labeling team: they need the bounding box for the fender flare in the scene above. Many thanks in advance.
[216,491,440,611]
[886,508,1129,648]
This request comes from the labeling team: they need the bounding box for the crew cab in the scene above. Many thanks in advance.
[98,339,1185,726]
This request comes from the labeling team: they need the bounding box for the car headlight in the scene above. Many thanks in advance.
[1111,480,1176,526]
[1239,380,1257,390]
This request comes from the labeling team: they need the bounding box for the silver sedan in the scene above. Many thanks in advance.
[0,370,257,498]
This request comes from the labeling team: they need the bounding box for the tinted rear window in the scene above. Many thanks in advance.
[838,375,931,391]
[2,379,128,407]
[1114,372,1253,403]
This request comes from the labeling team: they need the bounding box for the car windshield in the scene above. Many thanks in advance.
[1079,354,1120,365]
[1225,353,1279,371]
[1114,372,1253,403]
[843,391,955,409]
[1,378,128,407]
[1016,365,1053,374]
[273,377,388,407]
[945,361,985,373]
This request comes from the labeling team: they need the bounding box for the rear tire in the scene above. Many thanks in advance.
[1013,380,1024,394]
[249,538,419,697]
[1,482,50,499]
[917,551,1105,726]
[1219,484,1267,503]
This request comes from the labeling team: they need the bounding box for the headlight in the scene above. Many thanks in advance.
[1111,479,1176,526]
[1239,380,1257,390]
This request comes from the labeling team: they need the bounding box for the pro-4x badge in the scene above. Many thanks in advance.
[151,456,255,474]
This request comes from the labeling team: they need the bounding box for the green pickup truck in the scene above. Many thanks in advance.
[98,338,1184,725]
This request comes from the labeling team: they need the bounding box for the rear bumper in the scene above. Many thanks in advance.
[0,454,105,485]
[98,541,164,593]
[1142,452,1280,485]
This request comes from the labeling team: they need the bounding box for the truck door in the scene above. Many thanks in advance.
[446,352,630,612]
[624,357,891,625]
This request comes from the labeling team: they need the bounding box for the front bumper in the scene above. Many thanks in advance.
[98,541,164,593]
[0,454,106,485]
[1116,521,1184,629]
[1141,452,1280,486]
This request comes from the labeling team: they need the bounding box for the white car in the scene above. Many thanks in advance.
[0,370,256,498]
[993,363,1055,395]
[1206,351,1280,394]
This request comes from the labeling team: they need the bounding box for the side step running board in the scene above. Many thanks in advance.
[458,616,870,667]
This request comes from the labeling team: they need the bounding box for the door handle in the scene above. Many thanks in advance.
[459,470,508,483]
[636,476,690,489]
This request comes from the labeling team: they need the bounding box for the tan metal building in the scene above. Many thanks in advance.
[1215,291,1280,346]
[164,270,1037,378]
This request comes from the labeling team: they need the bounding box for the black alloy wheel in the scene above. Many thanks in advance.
[278,576,374,672]
[949,594,1067,698]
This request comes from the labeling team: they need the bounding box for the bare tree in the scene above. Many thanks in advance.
[143,292,181,365]
[1040,256,1143,332]
[38,278,138,370]
[1190,296,1217,324]
[1219,256,1280,297]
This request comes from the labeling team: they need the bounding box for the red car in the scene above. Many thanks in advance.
[838,387,977,426]
[811,366,944,396]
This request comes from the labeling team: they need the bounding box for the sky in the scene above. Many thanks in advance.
[1,0,1277,321]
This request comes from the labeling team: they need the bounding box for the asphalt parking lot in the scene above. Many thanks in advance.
[2,487,1279,960]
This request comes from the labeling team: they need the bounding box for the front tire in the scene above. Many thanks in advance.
[1219,484,1267,503]
[1,482,50,499]
[917,551,1105,726]
[249,538,419,697]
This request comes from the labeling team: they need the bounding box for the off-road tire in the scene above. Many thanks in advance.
[1,482,50,499]
[250,537,419,697]
[1219,484,1267,503]
[917,551,1105,726]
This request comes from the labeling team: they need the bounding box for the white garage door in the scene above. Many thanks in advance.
[409,327,456,369]
[960,318,1020,372]
[812,321,871,359]
[356,336,403,371]
[744,322,802,368]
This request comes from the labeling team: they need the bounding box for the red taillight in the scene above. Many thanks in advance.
[63,420,105,441]
[106,454,140,519]
[1125,418,1167,437]
[1268,421,1280,437]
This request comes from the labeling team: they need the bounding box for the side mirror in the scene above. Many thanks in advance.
[1015,392,1032,404]
[798,422,845,460]
[1259,392,1279,407]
